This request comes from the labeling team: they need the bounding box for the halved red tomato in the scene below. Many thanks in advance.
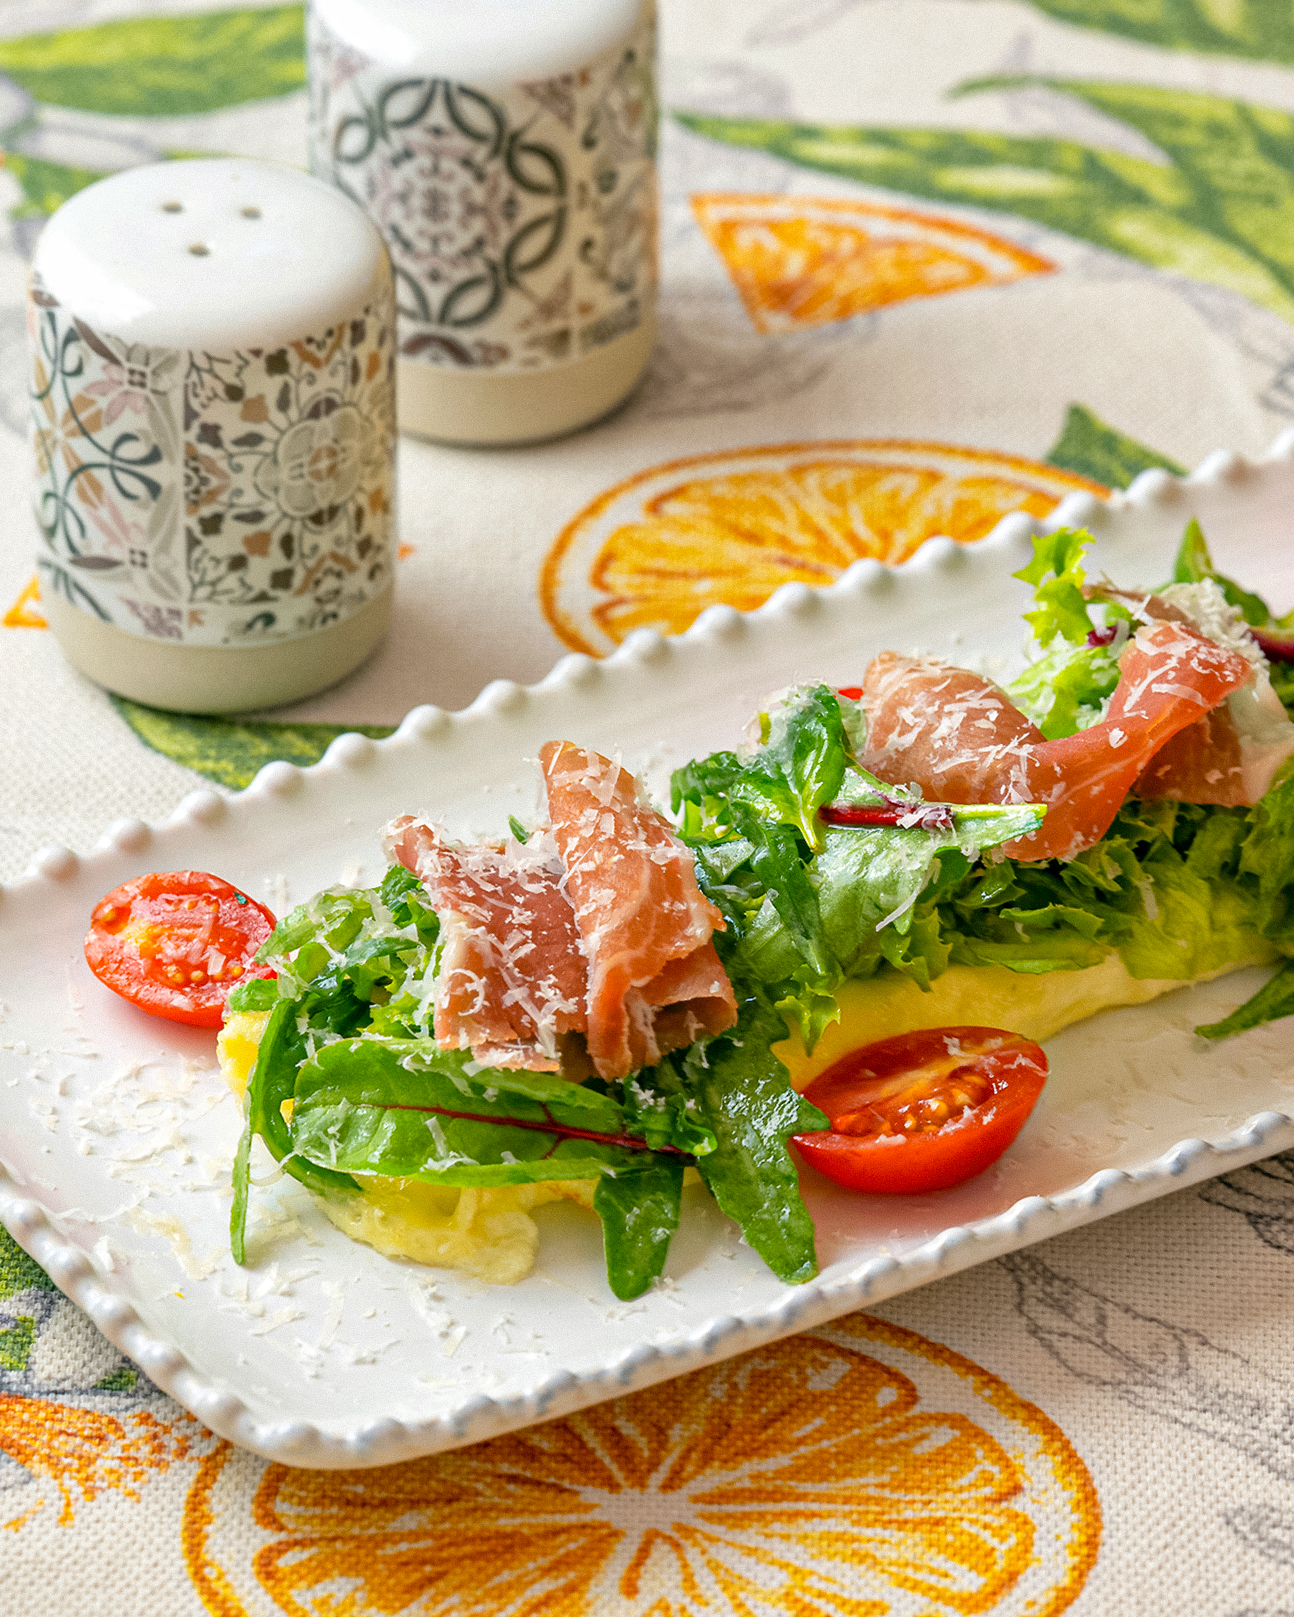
[792,1026,1047,1195]
[85,871,275,1029]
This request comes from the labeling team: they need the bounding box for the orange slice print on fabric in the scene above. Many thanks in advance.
[181,1317,1099,1617]
[0,1395,199,1527]
[3,575,46,629]
[692,195,1055,333]
[540,440,1106,656]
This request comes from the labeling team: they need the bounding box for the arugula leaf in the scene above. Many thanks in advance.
[1170,519,1270,626]
[230,999,358,1265]
[1196,957,1294,1040]
[593,1162,685,1300]
[655,993,826,1285]
[619,1075,718,1157]
[743,820,837,985]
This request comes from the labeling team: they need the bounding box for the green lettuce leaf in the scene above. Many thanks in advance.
[224,975,279,1013]
[255,886,373,967]
[1272,662,1294,717]
[931,790,1287,987]
[677,698,1050,1040]
[1008,639,1122,739]
[1238,763,1294,949]
[1170,519,1270,626]
[1196,957,1294,1040]
[1013,528,1099,647]
[814,797,1045,978]
[1005,529,1134,737]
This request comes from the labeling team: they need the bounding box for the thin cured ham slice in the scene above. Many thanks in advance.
[541,741,738,1080]
[386,817,587,1072]
[859,658,1042,806]
[860,620,1253,861]
[1134,708,1247,806]
[1136,681,1294,806]
[1089,579,1294,808]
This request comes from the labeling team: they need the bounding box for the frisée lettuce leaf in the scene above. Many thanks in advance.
[1006,527,1131,739]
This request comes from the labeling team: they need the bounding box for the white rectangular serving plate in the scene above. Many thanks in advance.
[2,440,1294,1469]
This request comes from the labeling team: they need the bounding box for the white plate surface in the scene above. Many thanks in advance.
[2,437,1294,1468]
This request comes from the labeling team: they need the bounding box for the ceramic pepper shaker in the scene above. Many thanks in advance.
[307,0,657,446]
[29,158,396,713]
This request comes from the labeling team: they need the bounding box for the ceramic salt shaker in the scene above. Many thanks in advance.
[307,0,657,445]
[29,158,396,713]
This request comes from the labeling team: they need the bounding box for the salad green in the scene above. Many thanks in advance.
[229,524,1294,1298]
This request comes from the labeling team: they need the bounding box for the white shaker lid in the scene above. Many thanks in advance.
[312,0,644,85]
[32,158,388,352]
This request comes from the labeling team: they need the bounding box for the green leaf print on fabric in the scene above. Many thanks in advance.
[1045,403,1186,490]
[0,6,305,119]
[92,1366,139,1392]
[0,1316,37,1372]
[0,1226,55,1301]
[111,698,396,792]
[2,152,106,219]
[1009,0,1294,66]
[678,77,1294,324]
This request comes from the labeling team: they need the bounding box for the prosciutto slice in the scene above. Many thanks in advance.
[540,741,738,1079]
[1090,580,1294,807]
[386,818,587,1072]
[386,744,737,1081]
[860,619,1253,861]
[1133,708,1248,806]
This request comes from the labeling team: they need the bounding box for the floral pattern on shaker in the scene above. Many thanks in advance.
[28,271,395,648]
[308,1,656,373]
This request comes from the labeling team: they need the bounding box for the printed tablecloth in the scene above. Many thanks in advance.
[1,2,1293,1612]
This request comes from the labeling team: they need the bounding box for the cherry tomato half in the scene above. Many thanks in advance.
[85,871,275,1029]
[792,1026,1047,1195]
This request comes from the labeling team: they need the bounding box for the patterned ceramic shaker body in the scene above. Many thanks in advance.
[29,159,396,713]
[307,0,657,445]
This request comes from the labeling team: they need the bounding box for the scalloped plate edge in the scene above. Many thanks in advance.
[2,432,1293,1466]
